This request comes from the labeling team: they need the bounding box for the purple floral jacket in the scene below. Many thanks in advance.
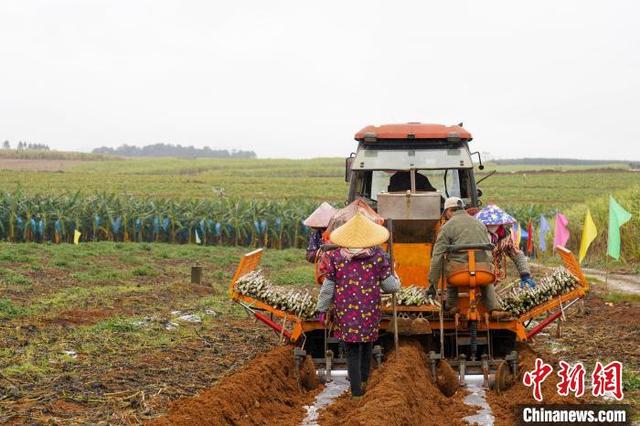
[316,247,398,342]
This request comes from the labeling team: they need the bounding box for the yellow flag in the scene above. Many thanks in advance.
[73,230,82,245]
[578,209,597,263]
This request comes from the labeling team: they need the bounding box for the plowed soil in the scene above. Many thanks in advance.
[487,343,584,426]
[148,345,319,426]
[319,341,474,426]
[487,280,640,424]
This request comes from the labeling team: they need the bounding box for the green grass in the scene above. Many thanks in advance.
[603,292,640,304]
[91,317,139,333]
[2,361,52,378]
[624,371,640,392]
[0,297,25,319]
[33,284,153,313]
[0,267,31,285]
[197,294,246,317]
[0,156,636,203]
[0,243,311,318]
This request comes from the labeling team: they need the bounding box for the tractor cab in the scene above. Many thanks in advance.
[345,123,483,287]
[346,122,481,207]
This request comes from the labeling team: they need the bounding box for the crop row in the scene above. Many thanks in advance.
[1,189,637,264]
[0,192,320,248]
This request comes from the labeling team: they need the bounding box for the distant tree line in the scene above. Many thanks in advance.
[2,140,50,151]
[92,143,256,158]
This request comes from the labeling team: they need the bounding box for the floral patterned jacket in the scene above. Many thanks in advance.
[315,247,399,342]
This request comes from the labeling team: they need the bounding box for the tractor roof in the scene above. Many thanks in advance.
[354,123,472,142]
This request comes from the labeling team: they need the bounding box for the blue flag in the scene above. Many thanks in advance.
[539,215,550,252]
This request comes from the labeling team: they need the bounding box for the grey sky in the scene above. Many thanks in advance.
[1,1,638,160]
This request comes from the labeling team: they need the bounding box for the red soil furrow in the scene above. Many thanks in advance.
[487,344,584,426]
[147,345,318,426]
[320,341,474,426]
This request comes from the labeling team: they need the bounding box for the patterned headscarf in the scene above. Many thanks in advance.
[475,205,516,226]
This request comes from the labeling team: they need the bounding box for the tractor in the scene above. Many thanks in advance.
[229,123,588,394]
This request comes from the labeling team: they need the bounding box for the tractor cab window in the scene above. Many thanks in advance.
[416,169,472,200]
[352,168,473,204]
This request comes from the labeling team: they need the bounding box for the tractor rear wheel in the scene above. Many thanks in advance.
[435,359,459,397]
[494,360,514,393]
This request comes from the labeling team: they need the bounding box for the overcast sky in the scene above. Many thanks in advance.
[0,1,638,160]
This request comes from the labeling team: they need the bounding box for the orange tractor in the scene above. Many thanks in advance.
[229,123,589,393]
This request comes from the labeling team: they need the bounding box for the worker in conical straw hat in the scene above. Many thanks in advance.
[303,202,338,263]
[475,204,535,288]
[428,197,510,320]
[315,213,400,399]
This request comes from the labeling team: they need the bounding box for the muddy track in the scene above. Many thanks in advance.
[319,341,473,425]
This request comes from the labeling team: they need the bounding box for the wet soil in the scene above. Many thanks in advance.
[319,341,474,426]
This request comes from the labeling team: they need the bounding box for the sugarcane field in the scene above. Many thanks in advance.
[2,3,640,426]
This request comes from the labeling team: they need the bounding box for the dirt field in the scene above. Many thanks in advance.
[1,245,638,424]
[148,346,319,426]
[145,283,639,425]
[0,244,302,424]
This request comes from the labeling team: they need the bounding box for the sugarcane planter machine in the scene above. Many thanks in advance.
[228,123,590,395]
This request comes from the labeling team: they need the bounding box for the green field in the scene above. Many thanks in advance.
[0,158,638,422]
[0,157,638,266]
[2,157,639,205]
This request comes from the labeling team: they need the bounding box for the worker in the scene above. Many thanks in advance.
[303,202,338,263]
[428,197,510,320]
[475,205,536,288]
[388,171,437,192]
[315,213,400,399]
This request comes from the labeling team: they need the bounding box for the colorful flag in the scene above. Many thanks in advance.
[578,209,597,263]
[511,222,522,247]
[527,220,534,256]
[539,215,550,252]
[553,213,570,250]
[73,230,81,245]
[607,196,632,260]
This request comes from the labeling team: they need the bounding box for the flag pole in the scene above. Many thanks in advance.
[604,255,610,295]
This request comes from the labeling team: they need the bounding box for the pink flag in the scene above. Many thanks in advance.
[553,213,570,250]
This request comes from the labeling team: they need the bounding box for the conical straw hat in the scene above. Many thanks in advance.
[325,198,384,234]
[329,213,390,248]
[303,202,338,228]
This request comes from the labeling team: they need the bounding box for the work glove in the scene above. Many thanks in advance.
[520,274,536,289]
